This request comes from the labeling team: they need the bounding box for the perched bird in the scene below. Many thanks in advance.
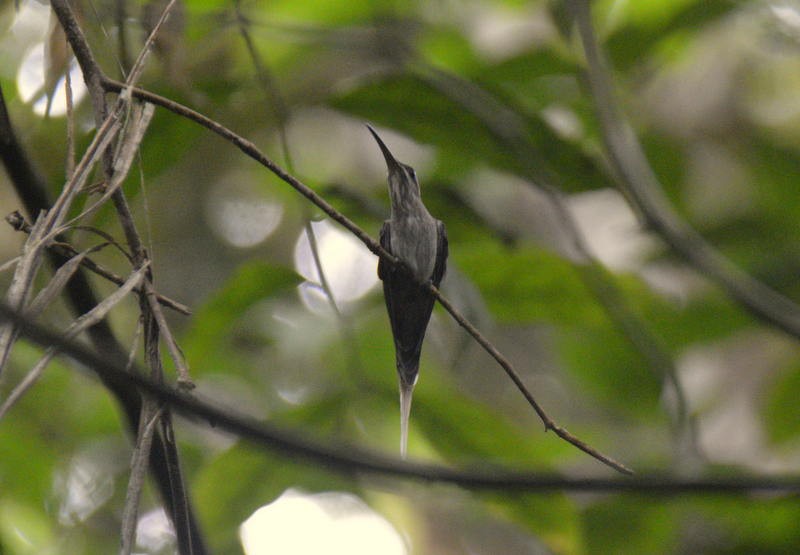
[368,125,448,458]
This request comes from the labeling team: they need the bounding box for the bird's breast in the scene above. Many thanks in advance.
[390,216,438,282]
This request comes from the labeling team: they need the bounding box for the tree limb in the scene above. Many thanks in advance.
[4,302,800,495]
[566,0,800,340]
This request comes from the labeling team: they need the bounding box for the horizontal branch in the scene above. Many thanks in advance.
[3,302,799,494]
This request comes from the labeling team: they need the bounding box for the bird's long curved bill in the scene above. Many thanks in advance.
[366,124,401,172]
[399,381,414,459]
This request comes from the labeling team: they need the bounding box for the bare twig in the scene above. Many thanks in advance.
[432,286,631,473]
[0,214,49,376]
[98,78,631,474]
[0,77,207,555]
[50,1,202,552]
[65,50,76,178]
[126,0,177,87]
[115,0,132,74]
[68,102,156,228]
[118,314,151,555]
[0,257,21,274]
[7,303,800,493]
[39,113,123,244]
[120,402,162,555]
[233,0,293,169]
[566,0,800,340]
[6,211,190,315]
[52,0,193,384]
[26,244,104,317]
[0,126,127,368]
[0,265,147,420]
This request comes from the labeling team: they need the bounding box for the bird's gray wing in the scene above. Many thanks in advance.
[430,220,448,287]
[378,221,391,281]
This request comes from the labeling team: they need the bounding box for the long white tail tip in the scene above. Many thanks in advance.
[399,382,414,459]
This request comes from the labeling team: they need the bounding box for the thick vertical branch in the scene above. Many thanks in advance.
[47,1,205,552]
[1,82,204,552]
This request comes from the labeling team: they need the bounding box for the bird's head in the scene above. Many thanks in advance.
[367,124,421,204]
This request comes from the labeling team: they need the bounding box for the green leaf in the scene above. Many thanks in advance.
[453,239,602,325]
[558,323,662,418]
[693,496,800,553]
[763,361,800,445]
[641,292,752,350]
[419,26,482,74]
[583,498,678,554]
[413,375,572,468]
[601,0,737,69]
[493,493,582,554]
[0,499,54,555]
[183,262,302,367]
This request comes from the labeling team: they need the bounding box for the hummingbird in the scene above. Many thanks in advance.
[368,125,448,458]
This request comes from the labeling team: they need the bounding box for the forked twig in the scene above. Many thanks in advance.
[0,265,147,420]
[49,1,201,552]
[6,211,190,315]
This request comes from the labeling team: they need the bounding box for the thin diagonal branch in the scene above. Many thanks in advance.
[6,211,190,314]
[0,265,147,420]
[412,65,697,457]
[0,214,48,375]
[99,78,631,475]
[121,402,162,555]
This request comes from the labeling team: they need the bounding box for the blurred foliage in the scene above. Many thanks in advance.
[2,0,800,553]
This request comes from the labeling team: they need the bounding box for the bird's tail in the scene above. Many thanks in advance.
[399,380,415,459]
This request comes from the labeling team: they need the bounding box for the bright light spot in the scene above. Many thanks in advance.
[467,6,551,61]
[16,44,88,118]
[206,178,284,248]
[136,508,175,552]
[772,3,800,31]
[275,383,310,405]
[293,219,379,312]
[54,453,115,525]
[541,105,584,141]
[210,199,283,248]
[567,189,656,271]
[10,1,50,40]
[240,489,407,555]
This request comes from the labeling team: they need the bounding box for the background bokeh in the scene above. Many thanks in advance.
[2,0,800,553]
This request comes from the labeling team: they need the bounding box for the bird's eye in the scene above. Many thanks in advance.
[409,168,417,181]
